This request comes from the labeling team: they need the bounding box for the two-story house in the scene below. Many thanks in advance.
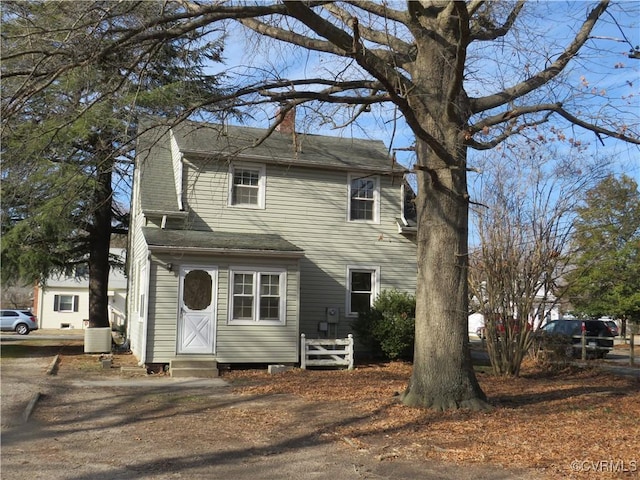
[126,117,417,375]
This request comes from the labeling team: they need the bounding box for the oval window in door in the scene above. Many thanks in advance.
[183,270,212,311]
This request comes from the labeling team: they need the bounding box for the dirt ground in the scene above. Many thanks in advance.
[1,337,638,479]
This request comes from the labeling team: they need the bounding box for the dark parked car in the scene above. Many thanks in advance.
[534,319,614,358]
[603,320,619,336]
[0,309,39,335]
[475,319,531,339]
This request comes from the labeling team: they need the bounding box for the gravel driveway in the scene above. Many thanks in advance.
[1,338,538,480]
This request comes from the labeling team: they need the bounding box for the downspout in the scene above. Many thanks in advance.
[35,282,44,328]
[400,181,409,227]
[139,253,151,366]
[169,128,184,211]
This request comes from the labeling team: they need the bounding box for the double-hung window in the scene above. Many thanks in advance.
[229,163,266,209]
[54,295,79,312]
[348,174,379,223]
[346,266,380,316]
[229,268,286,325]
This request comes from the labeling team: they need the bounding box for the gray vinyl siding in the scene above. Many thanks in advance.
[182,159,417,341]
[126,153,150,362]
[144,253,300,364]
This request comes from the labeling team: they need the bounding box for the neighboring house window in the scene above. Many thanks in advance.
[348,174,379,223]
[54,295,79,312]
[229,163,266,209]
[229,268,285,324]
[346,266,380,316]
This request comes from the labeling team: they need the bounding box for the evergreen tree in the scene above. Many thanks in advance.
[1,1,228,327]
[565,175,640,327]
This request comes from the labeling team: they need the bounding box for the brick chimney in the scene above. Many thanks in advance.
[275,106,296,134]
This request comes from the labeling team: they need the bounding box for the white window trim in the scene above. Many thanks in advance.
[56,294,78,313]
[346,265,380,317]
[228,267,286,325]
[228,162,266,209]
[347,173,380,224]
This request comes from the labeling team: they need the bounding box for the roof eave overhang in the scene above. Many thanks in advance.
[148,245,305,258]
[396,219,417,235]
[181,149,409,176]
[143,209,189,218]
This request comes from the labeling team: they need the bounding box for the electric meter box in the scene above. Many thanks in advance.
[325,306,340,324]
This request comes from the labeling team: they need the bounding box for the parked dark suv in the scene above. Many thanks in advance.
[534,319,615,358]
[0,309,39,335]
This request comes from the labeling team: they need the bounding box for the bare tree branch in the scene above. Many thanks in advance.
[237,16,346,56]
[281,1,456,164]
[448,2,470,121]
[470,1,609,113]
[469,1,525,41]
[467,112,554,150]
[467,0,485,17]
[468,102,640,145]
[555,105,640,144]
[343,1,409,24]
[324,3,414,62]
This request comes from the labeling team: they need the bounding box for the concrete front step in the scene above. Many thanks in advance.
[169,359,219,378]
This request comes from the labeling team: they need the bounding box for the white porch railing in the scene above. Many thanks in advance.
[300,333,354,370]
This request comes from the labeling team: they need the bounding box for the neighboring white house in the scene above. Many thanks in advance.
[469,288,561,337]
[34,248,127,330]
[126,118,418,373]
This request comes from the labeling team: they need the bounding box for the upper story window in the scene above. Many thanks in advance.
[348,174,379,223]
[229,163,266,209]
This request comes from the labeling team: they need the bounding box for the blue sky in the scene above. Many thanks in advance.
[114,2,638,208]
[207,1,638,187]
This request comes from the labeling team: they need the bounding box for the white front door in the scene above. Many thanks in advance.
[177,266,217,354]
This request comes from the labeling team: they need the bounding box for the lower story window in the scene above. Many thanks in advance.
[229,268,286,324]
[347,266,380,316]
[54,294,79,312]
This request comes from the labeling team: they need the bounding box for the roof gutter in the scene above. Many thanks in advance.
[147,245,305,258]
[181,149,409,176]
[143,209,189,218]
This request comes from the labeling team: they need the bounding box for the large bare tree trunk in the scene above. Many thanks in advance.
[402,137,487,410]
[401,5,487,409]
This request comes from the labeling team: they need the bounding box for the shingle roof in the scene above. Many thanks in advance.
[45,249,127,288]
[171,121,404,173]
[136,125,181,213]
[136,119,407,214]
[142,228,303,255]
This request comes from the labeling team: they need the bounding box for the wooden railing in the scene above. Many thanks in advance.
[300,334,354,370]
